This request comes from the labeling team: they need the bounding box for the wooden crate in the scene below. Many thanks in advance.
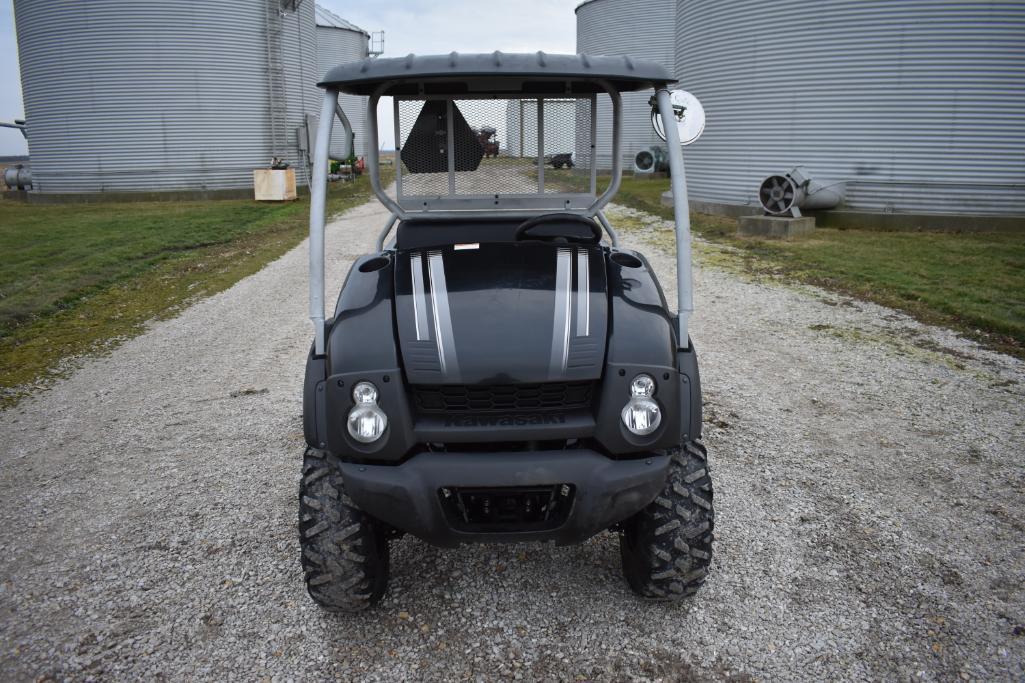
[253,168,297,201]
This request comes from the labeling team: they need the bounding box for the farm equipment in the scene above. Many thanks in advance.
[300,52,711,610]
[476,126,500,158]
[548,152,574,169]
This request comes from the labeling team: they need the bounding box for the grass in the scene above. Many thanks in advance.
[603,175,1025,358]
[0,171,391,406]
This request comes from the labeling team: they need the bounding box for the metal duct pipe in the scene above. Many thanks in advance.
[0,120,27,138]
[4,165,32,190]
[758,167,844,217]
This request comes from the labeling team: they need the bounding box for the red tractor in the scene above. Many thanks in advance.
[477,126,500,158]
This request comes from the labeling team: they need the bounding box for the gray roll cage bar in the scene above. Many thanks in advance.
[309,75,693,357]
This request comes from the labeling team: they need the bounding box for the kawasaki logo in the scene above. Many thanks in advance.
[444,414,567,427]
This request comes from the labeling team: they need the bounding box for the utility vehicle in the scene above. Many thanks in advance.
[300,52,712,610]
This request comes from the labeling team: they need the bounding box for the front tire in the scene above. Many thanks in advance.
[620,441,714,600]
[299,448,389,611]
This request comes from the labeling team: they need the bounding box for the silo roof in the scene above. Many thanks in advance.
[574,0,607,13]
[314,5,369,36]
[319,52,673,95]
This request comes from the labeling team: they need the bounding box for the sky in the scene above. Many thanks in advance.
[0,0,583,156]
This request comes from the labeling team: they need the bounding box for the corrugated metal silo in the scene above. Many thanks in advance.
[314,5,370,159]
[674,0,1025,217]
[575,0,677,169]
[506,100,576,157]
[14,0,319,193]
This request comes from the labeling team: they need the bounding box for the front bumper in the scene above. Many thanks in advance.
[340,449,669,547]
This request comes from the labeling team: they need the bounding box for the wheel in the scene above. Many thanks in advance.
[299,448,389,611]
[619,441,714,600]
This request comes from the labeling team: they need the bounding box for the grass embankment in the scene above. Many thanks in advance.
[0,172,391,406]
[607,175,1025,357]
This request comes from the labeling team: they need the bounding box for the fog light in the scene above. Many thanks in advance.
[347,404,387,443]
[621,397,661,436]
[347,381,387,443]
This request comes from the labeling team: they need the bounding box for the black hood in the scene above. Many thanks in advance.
[393,242,608,385]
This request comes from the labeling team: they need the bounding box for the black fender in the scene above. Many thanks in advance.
[303,344,327,448]
[593,249,700,454]
[303,253,415,460]
[677,342,702,442]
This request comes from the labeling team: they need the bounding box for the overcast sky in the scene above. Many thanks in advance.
[0,0,582,156]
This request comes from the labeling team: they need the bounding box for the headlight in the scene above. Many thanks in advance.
[352,381,378,404]
[347,381,387,443]
[630,373,655,397]
[621,397,661,436]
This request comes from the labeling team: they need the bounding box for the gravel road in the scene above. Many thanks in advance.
[2,197,1023,681]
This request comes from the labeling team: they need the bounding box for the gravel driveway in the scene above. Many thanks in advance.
[1,198,1023,681]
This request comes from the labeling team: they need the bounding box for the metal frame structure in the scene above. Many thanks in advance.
[309,79,693,356]
[385,93,601,214]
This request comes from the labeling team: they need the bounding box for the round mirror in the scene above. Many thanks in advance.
[651,90,705,146]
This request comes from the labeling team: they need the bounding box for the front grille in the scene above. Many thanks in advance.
[439,485,575,532]
[412,382,594,414]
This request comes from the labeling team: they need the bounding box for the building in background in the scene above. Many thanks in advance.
[673,0,1025,222]
[575,0,677,170]
[13,0,321,194]
[315,5,376,160]
[506,99,577,158]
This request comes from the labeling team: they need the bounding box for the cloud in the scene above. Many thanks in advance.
[323,0,579,57]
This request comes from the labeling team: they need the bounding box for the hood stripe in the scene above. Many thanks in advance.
[576,249,590,337]
[549,247,573,379]
[427,250,460,381]
[410,252,430,341]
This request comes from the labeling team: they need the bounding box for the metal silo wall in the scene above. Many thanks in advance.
[13,0,317,193]
[281,0,320,184]
[576,0,677,169]
[675,0,1025,216]
[315,26,369,159]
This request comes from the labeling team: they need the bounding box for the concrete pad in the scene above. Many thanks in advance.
[738,215,816,238]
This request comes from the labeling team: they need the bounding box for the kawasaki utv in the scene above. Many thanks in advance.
[300,52,712,610]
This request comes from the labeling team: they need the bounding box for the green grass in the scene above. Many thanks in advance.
[604,175,1025,357]
[0,171,391,406]
[733,230,1025,353]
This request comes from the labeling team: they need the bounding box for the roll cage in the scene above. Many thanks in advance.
[309,52,694,357]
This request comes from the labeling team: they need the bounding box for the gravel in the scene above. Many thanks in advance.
[1,197,1023,681]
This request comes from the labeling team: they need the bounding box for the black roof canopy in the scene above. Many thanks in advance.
[318,52,673,96]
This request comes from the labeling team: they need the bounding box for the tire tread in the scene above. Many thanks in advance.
[299,448,389,611]
[620,441,714,600]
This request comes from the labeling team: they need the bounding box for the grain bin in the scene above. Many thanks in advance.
[315,5,371,160]
[674,0,1025,219]
[575,0,676,169]
[13,0,319,193]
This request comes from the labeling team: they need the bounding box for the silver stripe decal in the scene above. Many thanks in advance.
[549,248,573,378]
[410,252,429,341]
[576,248,589,337]
[427,250,460,380]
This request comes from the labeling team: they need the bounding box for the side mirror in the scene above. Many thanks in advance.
[651,90,705,146]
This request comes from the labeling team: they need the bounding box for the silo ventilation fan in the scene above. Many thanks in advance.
[634,146,667,174]
[758,167,843,218]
